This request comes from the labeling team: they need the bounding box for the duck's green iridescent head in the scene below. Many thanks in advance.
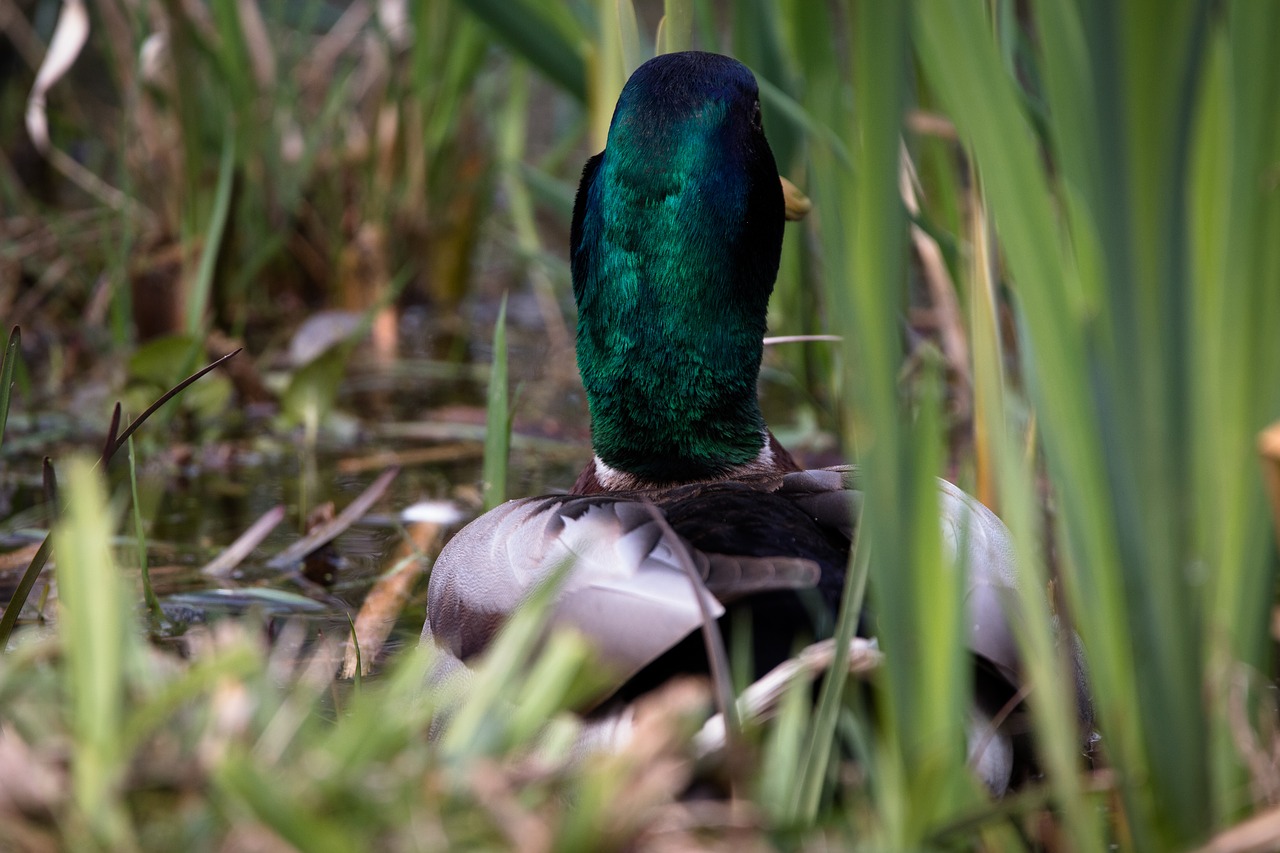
[571,51,784,487]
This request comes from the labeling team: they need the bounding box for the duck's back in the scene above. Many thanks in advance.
[422,467,1026,710]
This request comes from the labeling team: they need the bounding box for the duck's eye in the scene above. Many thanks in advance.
[752,101,763,129]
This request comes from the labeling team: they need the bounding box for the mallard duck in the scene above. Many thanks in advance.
[423,51,1084,792]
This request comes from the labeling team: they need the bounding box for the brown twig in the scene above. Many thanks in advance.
[201,505,288,579]
[266,468,399,570]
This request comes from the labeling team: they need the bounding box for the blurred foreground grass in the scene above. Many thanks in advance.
[2,0,1280,849]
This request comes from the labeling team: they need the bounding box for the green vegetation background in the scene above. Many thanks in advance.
[1,0,1278,849]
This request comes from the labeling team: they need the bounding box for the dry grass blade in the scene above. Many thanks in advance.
[693,637,882,759]
[340,518,442,678]
[1226,665,1280,805]
[234,0,275,89]
[24,0,146,220]
[905,109,958,140]
[596,679,708,843]
[266,468,399,570]
[307,0,372,84]
[335,442,485,474]
[761,335,841,346]
[201,505,287,578]
[1259,421,1280,552]
[1193,804,1280,853]
[639,503,737,736]
[548,679,710,848]
[642,799,764,843]
[467,762,553,853]
[23,0,87,151]
[900,144,970,422]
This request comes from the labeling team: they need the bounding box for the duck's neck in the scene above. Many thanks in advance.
[571,138,783,486]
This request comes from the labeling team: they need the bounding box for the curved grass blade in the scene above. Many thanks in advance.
[101,402,121,464]
[101,348,241,467]
[0,536,52,649]
[0,326,19,452]
[1,349,244,648]
[756,76,851,169]
[792,502,870,819]
[187,131,236,336]
[454,0,586,100]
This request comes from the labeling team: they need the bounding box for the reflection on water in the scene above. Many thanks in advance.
[0,300,821,648]
[0,304,591,641]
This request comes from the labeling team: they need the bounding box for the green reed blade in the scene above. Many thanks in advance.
[481,294,511,512]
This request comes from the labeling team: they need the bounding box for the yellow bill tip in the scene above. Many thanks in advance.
[781,176,812,221]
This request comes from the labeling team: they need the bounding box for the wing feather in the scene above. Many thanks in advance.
[427,496,721,683]
[425,467,1090,727]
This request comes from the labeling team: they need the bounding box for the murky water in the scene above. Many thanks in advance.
[0,301,590,642]
[0,297,831,649]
